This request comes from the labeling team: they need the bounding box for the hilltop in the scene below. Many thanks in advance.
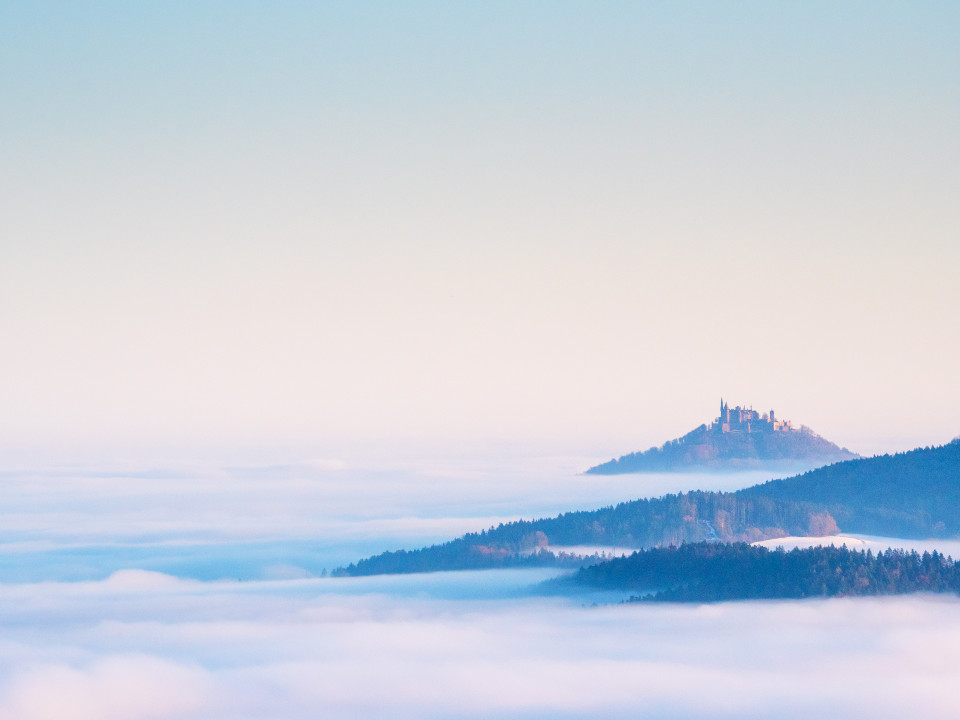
[587,400,858,474]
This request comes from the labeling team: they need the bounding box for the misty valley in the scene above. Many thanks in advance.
[2,440,959,718]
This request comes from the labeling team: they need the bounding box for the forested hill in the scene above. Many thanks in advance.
[738,441,960,537]
[334,441,960,577]
[587,423,857,474]
[571,542,960,602]
[741,441,960,507]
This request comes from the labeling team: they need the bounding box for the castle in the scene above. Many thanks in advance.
[715,399,794,434]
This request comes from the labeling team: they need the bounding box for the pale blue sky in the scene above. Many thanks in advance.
[2,2,958,463]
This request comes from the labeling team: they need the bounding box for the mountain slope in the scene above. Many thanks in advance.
[739,441,960,536]
[335,441,960,576]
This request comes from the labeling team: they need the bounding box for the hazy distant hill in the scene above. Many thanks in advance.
[587,402,857,474]
[335,441,960,577]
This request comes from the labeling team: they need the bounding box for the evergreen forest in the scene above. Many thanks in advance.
[573,542,960,602]
[334,441,960,597]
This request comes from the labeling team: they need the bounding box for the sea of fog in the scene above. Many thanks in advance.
[1,458,958,718]
[0,458,778,583]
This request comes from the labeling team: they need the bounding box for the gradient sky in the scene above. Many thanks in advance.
[2,1,958,464]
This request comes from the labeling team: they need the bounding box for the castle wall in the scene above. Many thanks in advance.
[717,402,792,434]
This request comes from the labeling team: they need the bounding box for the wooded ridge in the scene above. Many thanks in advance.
[334,441,960,578]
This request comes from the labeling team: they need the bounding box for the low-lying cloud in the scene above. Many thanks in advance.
[0,463,772,582]
[0,571,958,719]
[2,461,959,718]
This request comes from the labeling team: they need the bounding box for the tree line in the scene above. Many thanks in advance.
[573,542,960,602]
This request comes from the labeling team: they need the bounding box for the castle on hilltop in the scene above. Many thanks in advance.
[715,399,794,434]
[585,398,856,474]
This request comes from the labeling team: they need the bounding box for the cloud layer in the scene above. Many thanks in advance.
[0,463,769,581]
[0,570,958,719]
[3,462,959,718]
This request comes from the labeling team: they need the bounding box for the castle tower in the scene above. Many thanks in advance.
[718,398,730,433]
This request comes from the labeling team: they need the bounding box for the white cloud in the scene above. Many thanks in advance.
[754,534,960,559]
[0,656,210,720]
[2,462,960,718]
[0,571,959,719]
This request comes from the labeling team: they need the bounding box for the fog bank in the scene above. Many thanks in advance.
[0,572,957,719]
